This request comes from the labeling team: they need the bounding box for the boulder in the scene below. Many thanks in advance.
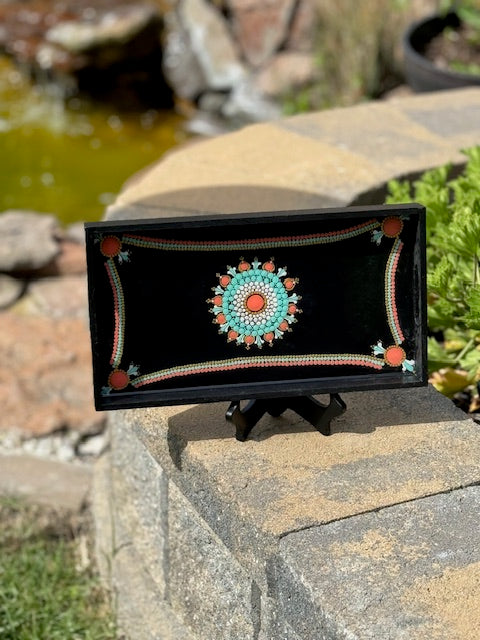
[179,0,245,91]
[22,274,88,320]
[0,312,103,437]
[226,0,296,67]
[162,8,207,100]
[45,4,158,53]
[254,51,316,98]
[286,0,316,52]
[65,221,86,245]
[0,274,24,310]
[0,210,60,273]
[39,239,88,276]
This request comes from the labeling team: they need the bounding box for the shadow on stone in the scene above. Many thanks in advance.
[165,387,468,466]
[109,184,344,220]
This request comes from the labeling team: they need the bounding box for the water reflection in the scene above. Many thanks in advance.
[0,56,186,224]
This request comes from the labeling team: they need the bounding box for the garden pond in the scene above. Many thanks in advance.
[0,56,186,225]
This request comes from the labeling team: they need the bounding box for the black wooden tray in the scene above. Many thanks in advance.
[85,204,427,412]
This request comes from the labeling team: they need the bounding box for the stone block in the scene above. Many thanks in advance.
[0,454,91,511]
[392,87,480,148]
[113,467,168,598]
[110,418,168,596]
[278,100,466,178]
[275,486,480,639]
[117,386,480,587]
[111,415,165,521]
[270,619,305,640]
[107,88,480,220]
[168,482,258,640]
[112,502,194,640]
[117,405,274,588]
[108,121,384,216]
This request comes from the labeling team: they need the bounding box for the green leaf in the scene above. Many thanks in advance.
[458,6,480,31]
[427,336,456,374]
[385,146,480,398]
[465,286,480,329]
[459,345,480,380]
[427,255,455,297]
[385,179,411,204]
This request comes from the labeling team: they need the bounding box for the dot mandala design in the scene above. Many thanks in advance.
[208,257,301,349]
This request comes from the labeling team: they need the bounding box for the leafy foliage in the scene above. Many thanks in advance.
[386,147,480,402]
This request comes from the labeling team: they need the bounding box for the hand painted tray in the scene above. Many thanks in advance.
[85,204,427,411]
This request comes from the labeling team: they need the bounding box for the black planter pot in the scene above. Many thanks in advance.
[403,12,480,92]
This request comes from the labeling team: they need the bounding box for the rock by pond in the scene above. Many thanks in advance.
[0,208,103,440]
[0,210,60,273]
[0,0,172,108]
[0,0,318,122]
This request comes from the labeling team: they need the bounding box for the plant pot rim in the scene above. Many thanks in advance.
[404,11,480,84]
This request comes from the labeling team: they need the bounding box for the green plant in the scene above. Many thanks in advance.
[442,1,480,36]
[0,498,115,640]
[437,1,480,75]
[386,147,480,405]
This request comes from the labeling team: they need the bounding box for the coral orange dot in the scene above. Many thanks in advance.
[382,217,403,238]
[238,261,250,272]
[384,345,406,367]
[279,321,289,331]
[244,335,255,345]
[213,295,223,306]
[246,293,265,313]
[288,304,297,314]
[216,313,226,324]
[264,332,274,342]
[228,330,239,341]
[263,261,275,272]
[100,236,121,257]
[219,275,231,287]
[108,369,129,390]
[284,278,296,291]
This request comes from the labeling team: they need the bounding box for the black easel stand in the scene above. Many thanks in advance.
[226,394,346,442]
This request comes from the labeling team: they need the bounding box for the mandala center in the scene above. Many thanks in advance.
[210,258,300,349]
[246,292,266,313]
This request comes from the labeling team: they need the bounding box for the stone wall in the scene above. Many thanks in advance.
[95,388,480,639]
[93,87,480,639]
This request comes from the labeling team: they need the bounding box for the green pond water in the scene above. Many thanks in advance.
[0,57,187,225]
